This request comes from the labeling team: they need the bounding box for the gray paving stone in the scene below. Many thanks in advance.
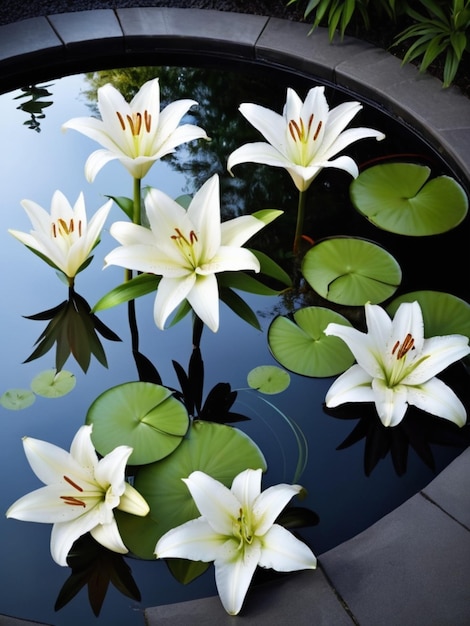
[0,616,51,626]
[117,7,268,60]
[47,10,124,56]
[0,17,62,83]
[320,493,470,626]
[423,447,470,529]
[144,569,353,625]
[255,17,373,83]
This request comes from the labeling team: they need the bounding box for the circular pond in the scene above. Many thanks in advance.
[0,20,469,626]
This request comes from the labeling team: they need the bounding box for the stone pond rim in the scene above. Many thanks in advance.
[0,6,469,625]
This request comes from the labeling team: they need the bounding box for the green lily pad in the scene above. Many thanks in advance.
[302,237,401,305]
[30,369,76,398]
[86,382,189,465]
[387,291,470,339]
[350,163,468,235]
[0,389,36,410]
[268,307,355,377]
[247,365,291,394]
[121,420,267,559]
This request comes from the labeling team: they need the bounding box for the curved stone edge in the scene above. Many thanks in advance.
[0,7,469,187]
[0,7,469,625]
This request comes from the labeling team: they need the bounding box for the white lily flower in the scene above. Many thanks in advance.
[227,86,385,192]
[155,469,317,615]
[325,301,470,427]
[6,425,149,566]
[62,78,208,181]
[104,174,269,332]
[9,190,111,281]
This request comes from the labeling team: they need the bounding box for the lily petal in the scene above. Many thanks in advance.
[372,378,408,427]
[407,377,467,427]
[182,471,240,535]
[90,517,128,555]
[156,517,228,562]
[325,364,375,407]
[253,483,303,536]
[214,540,261,615]
[258,524,317,571]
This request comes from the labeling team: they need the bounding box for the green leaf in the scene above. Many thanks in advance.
[106,195,134,220]
[120,420,267,558]
[301,238,402,305]
[93,274,159,312]
[247,365,291,394]
[387,291,470,339]
[219,287,261,330]
[30,369,76,398]
[350,163,468,235]
[0,389,35,410]
[218,271,282,296]
[268,306,355,377]
[86,382,189,465]
[251,208,284,226]
[250,249,292,287]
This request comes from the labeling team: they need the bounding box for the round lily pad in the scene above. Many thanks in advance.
[86,381,189,465]
[350,163,468,235]
[30,369,76,398]
[0,389,35,410]
[247,365,290,394]
[268,306,355,377]
[120,420,267,558]
[387,291,470,339]
[302,237,401,305]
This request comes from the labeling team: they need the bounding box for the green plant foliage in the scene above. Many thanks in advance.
[301,238,402,305]
[393,0,470,87]
[118,420,267,560]
[350,163,468,235]
[93,273,160,312]
[268,306,355,377]
[247,365,291,394]
[86,382,190,465]
[387,290,470,339]
[30,369,76,398]
[0,389,36,410]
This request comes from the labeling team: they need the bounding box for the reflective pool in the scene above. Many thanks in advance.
[0,65,468,625]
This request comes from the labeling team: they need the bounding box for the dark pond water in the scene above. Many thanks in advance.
[0,65,469,625]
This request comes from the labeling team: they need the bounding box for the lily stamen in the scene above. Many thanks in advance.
[60,495,86,507]
[392,333,415,359]
[63,475,83,492]
[313,120,322,141]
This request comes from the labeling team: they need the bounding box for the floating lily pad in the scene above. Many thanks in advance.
[119,420,267,559]
[302,237,401,305]
[387,291,470,339]
[268,307,355,377]
[0,389,35,410]
[350,163,468,235]
[30,369,76,398]
[247,365,290,394]
[86,382,189,465]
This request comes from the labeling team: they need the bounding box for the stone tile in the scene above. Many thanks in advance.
[145,569,352,625]
[321,493,470,625]
[47,10,124,56]
[435,127,470,188]
[256,18,373,83]
[423,448,470,529]
[0,17,62,88]
[117,8,268,59]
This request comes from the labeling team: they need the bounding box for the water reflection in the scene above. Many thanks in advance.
[0,65,469,625]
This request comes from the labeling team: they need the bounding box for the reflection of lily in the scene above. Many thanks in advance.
[227,86,384,193]
[325,301,470,427]
[9,190,111,285]
[62,78,208,181]
[155,468,316,615]
[104,174,270,332]
[6,425,149,566]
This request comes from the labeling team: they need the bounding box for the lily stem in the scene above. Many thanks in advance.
[293,190,306,256]
[128,177,142,355]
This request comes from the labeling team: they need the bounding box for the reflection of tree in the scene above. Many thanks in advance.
[82,66,299,261]
[15,84,53,132]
